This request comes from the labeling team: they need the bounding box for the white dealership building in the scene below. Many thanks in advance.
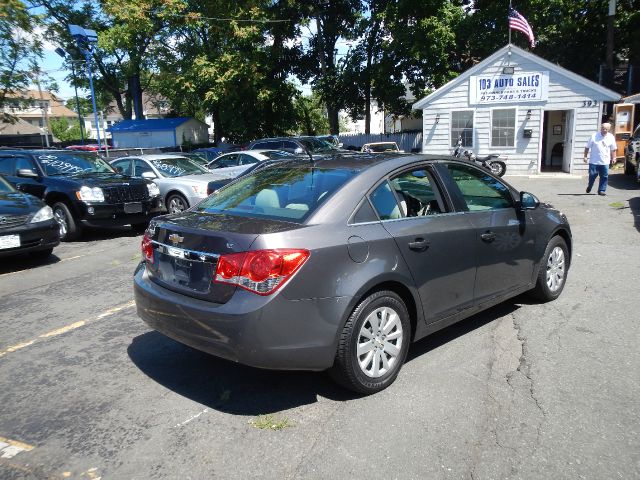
[413,45,621,174]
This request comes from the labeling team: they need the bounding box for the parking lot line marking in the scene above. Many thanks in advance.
[0,301,135,359]
[0,436,34,459]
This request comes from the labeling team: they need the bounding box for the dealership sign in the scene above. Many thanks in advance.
[469,71,549,104]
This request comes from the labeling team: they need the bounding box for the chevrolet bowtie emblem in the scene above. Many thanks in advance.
[168,233,184,244]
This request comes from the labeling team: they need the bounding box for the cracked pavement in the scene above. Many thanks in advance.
[0,172,639,479]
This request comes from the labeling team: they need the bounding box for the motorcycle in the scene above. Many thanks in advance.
[452,137,507,177]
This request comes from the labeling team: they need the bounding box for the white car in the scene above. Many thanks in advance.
[361,142,403,153]
[206,150,294,177]
[110,155,231,213]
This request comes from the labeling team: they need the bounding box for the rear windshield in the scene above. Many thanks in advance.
[298,138,337,153]
[196,166,357,222]
[365,143,398,152]
[35,152,115,176]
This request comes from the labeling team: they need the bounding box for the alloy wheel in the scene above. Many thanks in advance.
[545,246,565,292]
[357,306,403,378]
[168,196,187,213]
[53,207,68,237]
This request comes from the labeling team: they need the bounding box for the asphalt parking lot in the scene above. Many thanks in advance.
[1,171,639,480]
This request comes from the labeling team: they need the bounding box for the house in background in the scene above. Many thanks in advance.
[1,90,78,132]
[107,118,209,148]
[0,117,53,147]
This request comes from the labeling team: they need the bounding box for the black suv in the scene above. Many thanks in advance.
[0,149,163,240]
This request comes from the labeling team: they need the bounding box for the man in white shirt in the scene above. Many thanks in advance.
[583,122,617,196]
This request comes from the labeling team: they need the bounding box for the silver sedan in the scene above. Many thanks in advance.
[206,150,294,177]
[110,155,231,213]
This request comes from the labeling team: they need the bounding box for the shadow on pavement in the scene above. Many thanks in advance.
[128,300,522,415]
[0,252,61,274]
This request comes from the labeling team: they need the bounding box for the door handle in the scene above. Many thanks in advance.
[480,232,496,243]
[408,238,430,252]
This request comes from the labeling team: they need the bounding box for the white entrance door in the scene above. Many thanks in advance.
[562,110,574,173]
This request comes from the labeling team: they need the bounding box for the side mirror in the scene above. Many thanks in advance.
[519,191,540,210]
[294,147,305,155]
[17,168,38,178]
[114,166,123,173]
[141,171,157,180]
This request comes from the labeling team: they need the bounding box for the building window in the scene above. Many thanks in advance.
[451,110,474,147]
[491,108,516,147]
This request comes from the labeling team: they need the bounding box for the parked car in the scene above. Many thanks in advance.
[205,150,294,178]
[316,134,342,148]
[65,144,109,152]
[624,124,640,182]
[206,158,289,195]
[247,136,342,155]
[134,154,572,394]
[169,152,210,169]
[361,142,403,153]
[110,154,230,213]
[0,149,162,241]
[0,175,59,259]
[192,147,227,162]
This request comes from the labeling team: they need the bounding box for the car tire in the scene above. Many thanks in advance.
[30,248,53,260]
[624,157,633,175]
[52,202,81,241]
[329,290,411,395]
[531,236,569,302]
[166,193,189,213]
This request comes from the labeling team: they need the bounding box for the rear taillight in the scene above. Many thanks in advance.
[141,232,154,262]
[214,249,309,295]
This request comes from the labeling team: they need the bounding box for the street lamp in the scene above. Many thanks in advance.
[68,24,102,149]
[55,47,85,145]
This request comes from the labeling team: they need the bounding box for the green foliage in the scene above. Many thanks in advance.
[293,93,329,135]
[0,0,43,118]
[50,117,83,141]
[28,0,640,140]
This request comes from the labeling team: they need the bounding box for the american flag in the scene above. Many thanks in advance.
[508,7,535,47]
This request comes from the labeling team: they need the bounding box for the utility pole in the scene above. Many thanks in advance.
[32,67,51,148]
[606,0,616,69]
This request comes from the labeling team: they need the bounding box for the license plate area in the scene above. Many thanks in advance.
[0,235,21,250]
[124,202,143,214]
[155,250,215,293]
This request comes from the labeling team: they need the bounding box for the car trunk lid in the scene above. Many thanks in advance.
[144,211,302,303]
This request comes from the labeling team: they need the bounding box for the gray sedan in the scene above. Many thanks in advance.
[110,155,231,213]
[134,154,572,394]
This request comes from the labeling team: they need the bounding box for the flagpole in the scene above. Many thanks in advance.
[508,0,512,65]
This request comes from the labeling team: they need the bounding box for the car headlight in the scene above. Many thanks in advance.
[147,182,160,197]
[30,205,54,223]
[76,186,105,202]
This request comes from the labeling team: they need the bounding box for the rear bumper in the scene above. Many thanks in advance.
[75,197,163,227]
[133,262,350,371]
[0,219,60,258]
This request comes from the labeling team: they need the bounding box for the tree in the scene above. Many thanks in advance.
[293,92,329,135]
[50,117,83,141]
[0,0,43,120]
[301,0,362,134]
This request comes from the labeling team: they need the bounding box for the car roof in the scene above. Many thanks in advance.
[110,154,189,161]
